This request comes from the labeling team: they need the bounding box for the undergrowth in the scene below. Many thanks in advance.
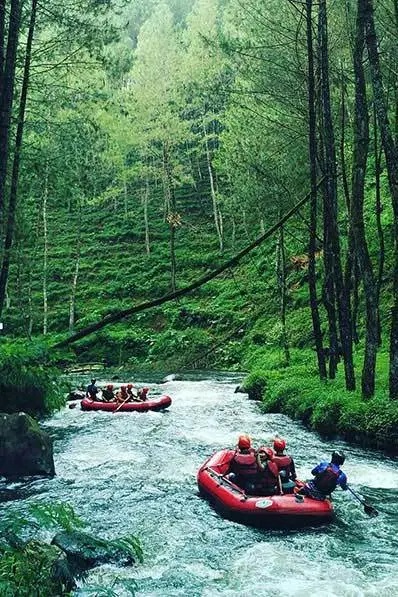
[244,348,398,451]
[0,340,66,414]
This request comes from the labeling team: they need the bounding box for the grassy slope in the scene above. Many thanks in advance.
[5,162,397,448]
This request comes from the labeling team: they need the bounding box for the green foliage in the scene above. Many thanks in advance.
[108,536,144,564]
[2,502,85,539]
[0,341,66,414]
[253,350,398,450]
[0,503,143,596]
[0,502,85,596]
[0,541,64,597]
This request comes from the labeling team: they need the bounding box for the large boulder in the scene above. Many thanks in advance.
[0,412,55,478]
[52,531,136,570]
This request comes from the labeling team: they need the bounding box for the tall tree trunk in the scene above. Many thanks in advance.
[69,249,80,334]
[0,0,37,317]
[203,118,223,251]
[143,178,150,255]
[42,158,49,335]
[363,0,398,398]
[231,214,236,249]
[341,66,360,344]
[352,1,378,398]
[306,0,327,379]
[276,221,290,366]
[0,0,21,226]
[163,142,177,293]
[319,0,355,390]
[319,110,339,379]
[0,0,5,85]
[123,177,128,220]
[374,106,384,345]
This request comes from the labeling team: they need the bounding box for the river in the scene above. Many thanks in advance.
[1,373,398,596]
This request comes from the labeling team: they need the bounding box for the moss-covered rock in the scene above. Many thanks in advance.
[0,412,55,478]
[52,530,138,570]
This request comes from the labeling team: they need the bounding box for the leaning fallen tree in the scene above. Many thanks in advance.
[52,182,323,349]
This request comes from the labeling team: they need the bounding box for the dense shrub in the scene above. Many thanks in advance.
[0,341,65,415]
[245,349,398,451]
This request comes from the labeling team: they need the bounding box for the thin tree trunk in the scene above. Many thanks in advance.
[374,106,384,346]
[203,118,223,251]
[0,0,37,317]
[363,0,398,398]
[16,248,32,340]
[341,65,360,344]
[319,108,339,379]
[0,0,21,226]
[242,209,249,239]
[42,157,49,335]
[27,268,33,338]
[0,0,5,85]
[163,142,177,293]
[276,221,290,366]
[143,178,150,255]
[394,0,398,144]
[123,177,128,219]
[306,0,327,379]
[231,214,236,249]
[69,243,80,334]
[319,0,355,389]
[351,0,378,398]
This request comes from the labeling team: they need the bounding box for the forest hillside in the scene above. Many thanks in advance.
[0,0,398,447]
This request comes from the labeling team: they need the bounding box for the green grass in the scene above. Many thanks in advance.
[244,347,398,451]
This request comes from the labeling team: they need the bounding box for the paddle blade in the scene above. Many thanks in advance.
[364,504,379,517]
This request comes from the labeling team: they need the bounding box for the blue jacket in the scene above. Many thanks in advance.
[309,461,347,495]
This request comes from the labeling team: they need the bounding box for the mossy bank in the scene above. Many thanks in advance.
[243,349,398,454]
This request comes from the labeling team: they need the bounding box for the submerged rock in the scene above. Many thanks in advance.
[52,530,136,570]
[234,385,247,395]
[0,412,55,478]
[68,389,85,401]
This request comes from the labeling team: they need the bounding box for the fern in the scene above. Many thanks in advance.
[108,535,144,563]
[29,502,86,532]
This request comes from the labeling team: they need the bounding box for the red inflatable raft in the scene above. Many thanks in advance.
[80,395,172,412]
[197,449,334,527]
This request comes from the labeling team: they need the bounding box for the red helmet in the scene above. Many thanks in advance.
[273,438,286,452]
[106,384,113,390]
[238,434,251,449]
[142,387,149,394]
[121,385,127,391]
[258,446,274,459]
[127,383,133,389]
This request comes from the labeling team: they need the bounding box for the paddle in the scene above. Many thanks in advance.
[113,395,130,414]
[347,486,379,517]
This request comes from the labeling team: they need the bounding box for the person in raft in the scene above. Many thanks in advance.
[138,387,149,401]
[226,435,258,492]
[116,385,129,403]
[102,384,115,402]
[127,383,138,400]
[86,379,99,400]
[296,450,347,501]
[256,446,281,496]
[272,437,297,493]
